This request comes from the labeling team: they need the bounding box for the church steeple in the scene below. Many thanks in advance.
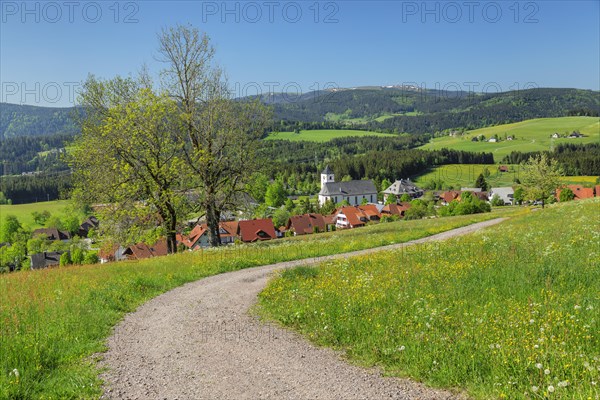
[321,165,334,188]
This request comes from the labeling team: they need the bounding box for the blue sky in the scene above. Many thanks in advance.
[1,0,599,106]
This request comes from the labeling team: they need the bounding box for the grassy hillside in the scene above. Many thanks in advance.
[0,208,522,398]
[259,198,600,399]
[412,164,598,190]
[412,164,519,189]
[0,200,69,229]
[265,129,395,142]
[420,117,600,160]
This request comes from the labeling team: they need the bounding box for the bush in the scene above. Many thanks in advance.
[83,252,99,265]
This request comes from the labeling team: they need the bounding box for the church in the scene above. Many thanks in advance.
[318,166,378,206]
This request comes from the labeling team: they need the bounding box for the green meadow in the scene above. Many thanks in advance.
[259,198,600,399]
[265,129,395,142]
[412,164,598,190]
[0,200,70,229]
[0,208,522,398]
[420,117,600,161]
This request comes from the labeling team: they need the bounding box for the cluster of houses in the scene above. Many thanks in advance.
[26,167,600,268]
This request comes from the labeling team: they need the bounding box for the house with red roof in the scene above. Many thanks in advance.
[286,213,327,236]
[596,185,600,197]
[333,206,371,229]
[382,202,411,217]
[556,185,595,201]
[357,204,382,221]
[123,238,168,260]
[440,191,461,205]
[237,219,277,242]
[179,221,240,249]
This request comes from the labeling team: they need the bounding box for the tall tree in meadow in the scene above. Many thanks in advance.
[520,154,563,208]
[157,24,272,246]
[70,76,189,253]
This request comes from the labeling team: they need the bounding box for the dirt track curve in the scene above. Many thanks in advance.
[100,218,506,399]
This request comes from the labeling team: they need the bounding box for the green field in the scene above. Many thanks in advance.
[412,164,598,190]
[420,117,600,161]
[412,164,519,189]
[259,198,600,399]
[0,200,69,229]
[0,208,523,398]
[265,129,395,142]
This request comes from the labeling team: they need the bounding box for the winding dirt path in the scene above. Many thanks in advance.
[100,218,506,399]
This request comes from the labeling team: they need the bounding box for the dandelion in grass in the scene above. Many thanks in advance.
[531,386,539,393]
[557,381,568,387]
[535,363,543,369]
[547,385,555,393]
[544,369,550,375]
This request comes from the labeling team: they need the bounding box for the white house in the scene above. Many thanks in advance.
[318,166,378,206]
[488,187,515,205]
[383,179,423,201]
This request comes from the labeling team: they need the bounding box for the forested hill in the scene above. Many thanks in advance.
[0,103,79,139]
[2,87,599,139]
[270,87,600,133]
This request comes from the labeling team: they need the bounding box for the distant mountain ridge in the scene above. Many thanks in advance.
[0,103,79,139]
[2,87,599,138]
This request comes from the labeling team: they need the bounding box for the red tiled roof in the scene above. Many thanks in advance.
[557,185,595,201]
[124,238,167,260]
[440,191,460,204]
[286,213,327,235]
[596,185,600,197]
[335,206,366,227]
[238,219,277,242]
[357,204,381,220]
[382,202,411,216]
[220,221,239,238]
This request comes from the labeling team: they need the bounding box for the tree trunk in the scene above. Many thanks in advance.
[205,195,221,247]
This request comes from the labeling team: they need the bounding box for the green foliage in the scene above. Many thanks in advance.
[474,173,489,191]
[71,248,85,265]
[559,187,575,202]
[272,208,290,228]
[0,215,21,243]
[399,193,411,202]
[83,252,99,265]
[380,178,392,192]
[32,210,51,225]
[59,252,71,266]
[259,199,599,400]
[247,173,269,204]
[490,194,504,206]
[320,199,336,215]
[513,187,525,205]
[520,153,564,208]
[385,194,397,205]
[284,198,295,212]
[265,181,287,208]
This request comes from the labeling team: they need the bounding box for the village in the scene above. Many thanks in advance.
[24,166,600,269]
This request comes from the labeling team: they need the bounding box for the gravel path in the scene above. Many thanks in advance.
[100,218,506,399]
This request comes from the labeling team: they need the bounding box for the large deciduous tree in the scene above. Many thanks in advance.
[157,24,272,246]
[520,154,563,208]
[71,77,188,253]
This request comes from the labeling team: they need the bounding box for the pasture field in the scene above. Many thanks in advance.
[259,198,600,399]
[0,200,70,229]
[0,208,522,398]
[412,164,598,190]
[412,164,519,189]
[420,117,600,161]
[265,129,395,142]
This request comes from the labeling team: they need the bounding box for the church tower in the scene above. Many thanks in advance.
[321,165,334,188]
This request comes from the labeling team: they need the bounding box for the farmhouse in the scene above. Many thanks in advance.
[30,251,65,270]
[179,221,239,249]
[78,216,99,238]
[123,239,168,260]
[237,219,277,242]
[440,191,461,205]
[488,187,515,205]
[556,185,595,201]
[382,202,411,217]
[32,228,71,242]
[334,205,381,229]
[286,213,327,235]
[382,179,423,201]
[318,166,378,206]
